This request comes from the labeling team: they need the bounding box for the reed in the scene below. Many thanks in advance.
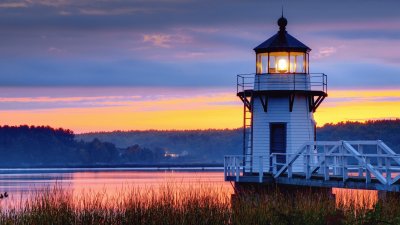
[0,185,400,225]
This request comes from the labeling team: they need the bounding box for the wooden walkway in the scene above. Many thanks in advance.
[224,140,400,192]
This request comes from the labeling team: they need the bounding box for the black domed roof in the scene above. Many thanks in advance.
[254,17,311,53]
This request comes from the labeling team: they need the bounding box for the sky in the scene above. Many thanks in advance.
[0,0,399,133]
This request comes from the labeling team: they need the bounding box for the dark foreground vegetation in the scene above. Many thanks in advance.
[0,119,399,166]
[1,185,400,225]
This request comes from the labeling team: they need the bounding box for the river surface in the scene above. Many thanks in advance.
[0,168,377,209]
[0,168,233,209]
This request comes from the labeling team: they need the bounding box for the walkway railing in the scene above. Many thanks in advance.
[273,140,400,185]
[224,155,266,183]
[236,73,327,94]
[224,140,400,190]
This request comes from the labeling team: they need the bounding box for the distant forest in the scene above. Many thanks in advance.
[0,126,170,167]
[0,119,399,167]
[79,119,400,163]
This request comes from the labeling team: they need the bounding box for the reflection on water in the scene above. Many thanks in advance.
[333,188,378,209]
[0,168,233,209]
[0,168,380,210]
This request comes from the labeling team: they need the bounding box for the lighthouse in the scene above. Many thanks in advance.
[225,16,399,193]
[236,16,327,174]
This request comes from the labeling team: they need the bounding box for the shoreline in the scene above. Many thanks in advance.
[0,165,224,173]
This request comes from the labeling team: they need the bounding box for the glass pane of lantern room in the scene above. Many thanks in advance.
[256,54,262,74]
[289,56,295,73]
[256,53,268,74]
[296,54,305,73]
[269,55,276,73]
[261,54,268,74]
[269,52,289,73]
[290,52,305,73]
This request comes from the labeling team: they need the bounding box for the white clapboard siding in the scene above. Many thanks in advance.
[251,94,314,173]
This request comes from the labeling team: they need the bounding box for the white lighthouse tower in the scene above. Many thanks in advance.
[226,16,399,192]
[237,16,327,174]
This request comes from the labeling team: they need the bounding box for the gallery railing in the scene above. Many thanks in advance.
[236,73,327,94]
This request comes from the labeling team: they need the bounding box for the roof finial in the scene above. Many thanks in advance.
[277,15,287,32]
[278,0,287,31]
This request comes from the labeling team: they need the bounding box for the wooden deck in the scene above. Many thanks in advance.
[225,172,400,192]
[225,140,400,192]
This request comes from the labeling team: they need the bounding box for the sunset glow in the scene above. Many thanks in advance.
[0,1,399,133]
[0,88,398,133]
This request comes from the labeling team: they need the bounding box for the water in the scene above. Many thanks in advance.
[0,168,378,209]
[0,168,233,209]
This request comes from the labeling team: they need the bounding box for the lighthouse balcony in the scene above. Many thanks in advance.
[237,73,327,96]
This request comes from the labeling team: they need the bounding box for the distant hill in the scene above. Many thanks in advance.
[79,119,400,162]
[317,120,400,152]
[0,125,167,167]
[78,129,243,163]
[0,120,399,167]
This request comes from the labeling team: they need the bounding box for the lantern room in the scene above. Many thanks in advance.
[254,16,310,74]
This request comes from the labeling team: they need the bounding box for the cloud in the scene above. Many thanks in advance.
[313,47,337,59]
[315,30,400,40]
[78,7,151,16]
[0,2,28,8]
[58,10,71,16]
[174,51,206,59]
[0,0,399,89]
[25,0,71,7]
[0,87,236,111]
[143,34,172,48]
[47,47,64,54]
[143,33,191,48]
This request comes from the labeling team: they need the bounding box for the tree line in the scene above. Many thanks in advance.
[0,119,399,167]
[0,125,168,167]
[80,119,400,163]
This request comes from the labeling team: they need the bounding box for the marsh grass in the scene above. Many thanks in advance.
[0,185,400,225]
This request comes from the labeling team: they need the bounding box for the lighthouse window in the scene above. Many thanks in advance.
[269,52,289,74]
[256,53,268,74]
[289,52,306,73]
[269,56,276,73]
[257,52,308,74]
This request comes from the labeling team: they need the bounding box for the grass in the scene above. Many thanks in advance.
[1,185,400,225]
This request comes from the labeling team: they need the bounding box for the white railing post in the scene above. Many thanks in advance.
[386,157,392,186]
[227,157,230,176]
[343,154,348,182]
[366,157,371,184]
[358,145,364,178]
[306,145,311,179]
[231,157,235,176]
[224,156,227,180]
[259,156,263,183]
[323,153,329,181]
[288,163,293,178]
[377,146,383,171]
[272,155,277,174]
[236,157,240,182]
[231,157,234,177]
